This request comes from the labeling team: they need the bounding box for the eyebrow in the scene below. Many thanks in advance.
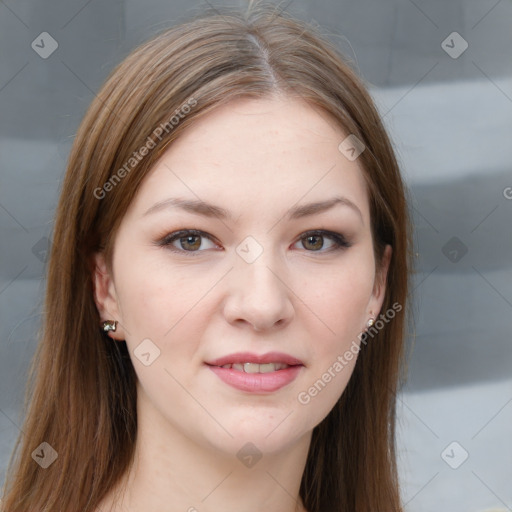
[143,196,363,222]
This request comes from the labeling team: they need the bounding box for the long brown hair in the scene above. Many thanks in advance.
[1,3,411,511]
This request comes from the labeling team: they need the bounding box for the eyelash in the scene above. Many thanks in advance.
[156,229,352,256]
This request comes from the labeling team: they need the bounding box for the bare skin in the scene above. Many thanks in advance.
[92,96,391,512]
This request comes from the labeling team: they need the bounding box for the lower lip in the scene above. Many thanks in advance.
[207,364,303,392]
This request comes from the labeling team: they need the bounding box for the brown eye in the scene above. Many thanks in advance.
[294,230,351,253]
[178,235,202,251]
[302,234,324,251]
[158,230,218,253]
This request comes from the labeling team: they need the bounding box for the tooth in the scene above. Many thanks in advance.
[227,362,292,373]
[259,363,276,373]
[244,363,261,374]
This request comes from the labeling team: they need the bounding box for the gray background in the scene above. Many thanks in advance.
[1,0,511,510]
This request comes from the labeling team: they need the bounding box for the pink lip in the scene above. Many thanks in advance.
[207,365,303,392]
[205,352,304,393]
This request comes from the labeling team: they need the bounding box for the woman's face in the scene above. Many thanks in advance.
[93,97,390,456]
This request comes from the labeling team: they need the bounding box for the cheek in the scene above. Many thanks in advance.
[113,244,176,314]
[114,252,222,354]
[301,253,375,340]
[295,257,374,418]
[113,260,211,397]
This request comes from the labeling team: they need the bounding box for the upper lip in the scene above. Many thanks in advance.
[206,352,304,367]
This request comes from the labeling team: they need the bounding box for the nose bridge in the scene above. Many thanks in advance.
[224,236,294,330]
[235,237,285,298]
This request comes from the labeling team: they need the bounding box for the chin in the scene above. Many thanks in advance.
[208,414,308,454]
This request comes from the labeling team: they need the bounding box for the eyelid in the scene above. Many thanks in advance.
[156,228,351,255]
[156,229,221,255]
[295,229,352,251]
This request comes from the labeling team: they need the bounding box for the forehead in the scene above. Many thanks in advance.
[128,97,370,225]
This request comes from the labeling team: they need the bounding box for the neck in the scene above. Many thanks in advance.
[99,390,312,512]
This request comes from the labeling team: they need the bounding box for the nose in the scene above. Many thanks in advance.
[222,249,295,332]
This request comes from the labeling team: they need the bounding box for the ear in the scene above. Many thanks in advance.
[91,252,125,340]
[367,244,392,320]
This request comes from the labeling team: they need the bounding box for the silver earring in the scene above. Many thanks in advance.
[102,320,117,332]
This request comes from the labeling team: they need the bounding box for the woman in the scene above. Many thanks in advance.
[1,3,411,511]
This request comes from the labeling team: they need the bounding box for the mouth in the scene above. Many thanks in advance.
[210,363,302,373]
[208,362,299,373]
[205,351,304,371]
[205,352,305,392]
